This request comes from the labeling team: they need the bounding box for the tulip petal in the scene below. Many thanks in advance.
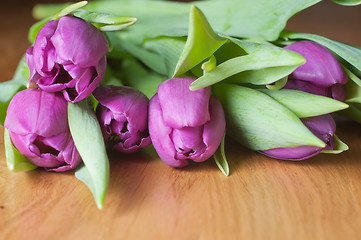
[114,136,151,154]
[261,145,323,161]
[303,114,336,138]
[157,77,211,128]
[172,126,203,152]
[284,78,330,97]
[33,20,58,75]
[10,132,62,168]
[172,126,206,160]
[50,137,81,172]
[93,84,149,133]
[260,114,336,160]
[64,57,106,103]
[25,47,41,88]
[5,89,67,137]
[96,106,113,140]
[35,91,69,137]
[331,83,346,102]
[285,41,347,87]
[51,16,108,68]
[197,95,226,162]
[149,94,188,167]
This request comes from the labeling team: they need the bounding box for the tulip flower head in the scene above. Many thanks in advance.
[148,77,226,167]
[93,85,151,153]
[4,89,81,171]
[26,16,108,102]
[260,114,335,160]
[284,40,348,101]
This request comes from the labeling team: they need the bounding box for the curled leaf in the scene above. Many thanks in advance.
[213,134,229,176]
[321,135,348,154]
[51,1,88,20]
[72,9,137,31]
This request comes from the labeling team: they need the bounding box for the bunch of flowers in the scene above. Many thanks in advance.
[1,0,360,209]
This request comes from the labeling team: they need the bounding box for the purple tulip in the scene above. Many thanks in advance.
[93,85,151,153]
[260,114,335,160]
[26,16,108,103]
[148,77,226,167]
[4,89,81,171]
[284,40,348,101]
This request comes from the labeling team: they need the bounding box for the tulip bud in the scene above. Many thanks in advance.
[284,40,348,101]
[4,89,81,171]
[260,114,335,160]
[93,85,151,153]
[26,16,108,103]
[148,77,226,167]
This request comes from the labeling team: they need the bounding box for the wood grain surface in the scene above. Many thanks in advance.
[1,1,361,240]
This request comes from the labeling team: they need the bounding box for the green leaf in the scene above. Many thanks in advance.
[213,84,325,151]
[143,37,186,77]
[280,31,361,73]
[75,163,98,200]
[190,39,305,90]
[108,35,168,75]
[68,99,109,209]
[331,0,361,6]
[173,5,227,77]
[0,56,28,103]
[121,59,167,99]
[344,67,361,103]
[72,9,137,31]
[340,102,361,124]
[51,1,88,20]
[259,89,349,118]
[33,0,320,42]
[28,17,52,44]
[213,134,229,177]
[0,101,11,126]
[0,56,28,125]
[321,135,349,154]
[344,66,361,87]
[100,66,123,87]
[108,35,186,77]
[4,128,37,172]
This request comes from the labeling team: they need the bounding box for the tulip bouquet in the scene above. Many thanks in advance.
[1,0,361,209]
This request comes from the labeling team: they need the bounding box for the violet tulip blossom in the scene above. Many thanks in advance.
[260,41,345,161]
[4,89,81,171]
[148,77,226,167]
[260,114,335,160]
[26,16,108,103]
[284,40,348,101]
[93,85,151,153]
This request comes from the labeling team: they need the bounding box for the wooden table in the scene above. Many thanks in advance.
[1,1,361,239]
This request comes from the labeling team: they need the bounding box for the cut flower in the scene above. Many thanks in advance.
[148,77,226,167]
[26,16,108,102]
